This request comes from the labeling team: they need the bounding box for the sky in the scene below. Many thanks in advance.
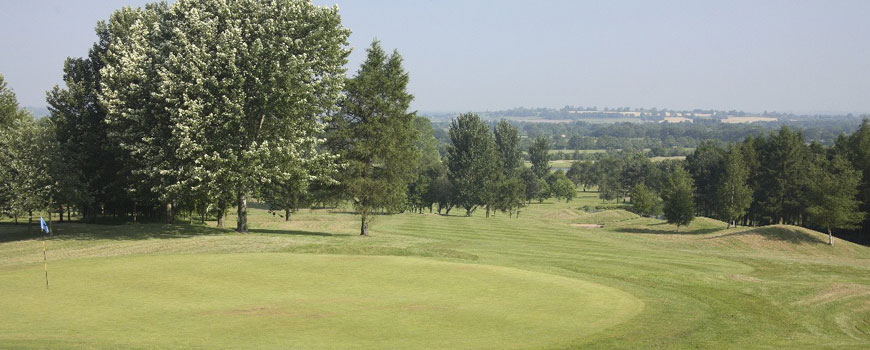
[1,0,869,115]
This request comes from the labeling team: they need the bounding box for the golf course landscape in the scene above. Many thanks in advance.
[1,191,868,349]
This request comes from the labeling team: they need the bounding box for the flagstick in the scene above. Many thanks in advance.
[42,238,49,289]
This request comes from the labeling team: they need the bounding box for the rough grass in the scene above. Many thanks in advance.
[0,190,868,349]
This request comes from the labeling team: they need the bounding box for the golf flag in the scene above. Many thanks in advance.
[39,217,49,234]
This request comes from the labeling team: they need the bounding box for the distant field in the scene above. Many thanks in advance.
[547,149,608,154]
[490,116,644,124]
[650,156,686,162]
[1,192,868,349]
[722,116,778,123]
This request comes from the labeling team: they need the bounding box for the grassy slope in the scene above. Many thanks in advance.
[0,191,868,349]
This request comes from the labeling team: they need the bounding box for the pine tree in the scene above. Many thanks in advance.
[806,155,865,246]
[330,41,420,235]
[716,146,753,228]
[686,140,726,217]
[756,127,807,225]
[662,166,696,232]
[836,119,870,239]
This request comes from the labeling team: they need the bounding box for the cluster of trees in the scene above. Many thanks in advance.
[0,0,577,236]
[684,126,868,244]
[0,75,72,227]
[0,0,419,235]
[494,119,862,151]
[565,124,870,243]
[402,115,576,220]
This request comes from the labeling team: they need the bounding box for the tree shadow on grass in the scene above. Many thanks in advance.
[704,226,827,245]
[247,228,349,237]
[0,221,349,243]
[0,221,228,243]
[613,226,723,235]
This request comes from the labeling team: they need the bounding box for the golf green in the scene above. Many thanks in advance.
[0,253,642,350]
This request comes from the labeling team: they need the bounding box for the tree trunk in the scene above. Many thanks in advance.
[58,207,64,223]
[486,205,490,218]
[675,224,680,233]
[236,192,248,233]
[165,203,173,224]
[828,228,834,246]
[285,208,291,222]
[28,211,33,234]
[217,200,226,228]
[360,214,368,236]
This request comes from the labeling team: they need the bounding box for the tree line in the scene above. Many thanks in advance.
[0,0,571,236]
[565,124,870,243]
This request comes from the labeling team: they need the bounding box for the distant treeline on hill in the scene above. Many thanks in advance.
[430,116,862,153]
[427,106,865,123]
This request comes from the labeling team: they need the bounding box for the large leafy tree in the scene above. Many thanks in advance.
[446,113,500,216]
[662,165,696,232]
[549,172,576,202]
[806,155,865,246]
[0,75,35,220]
[407,116,444,213]
[47,10,146,221]
[567,161,597,192]
[101,0,349,232]
[529,136,551,179]
[631,183,661,217]
[494,120,522,177]
[716,146,753,228]
[0,75,20,212]
[491,120,523,216]
[595,154,624,202]
[330,41,419,235]
[520,167,541,204]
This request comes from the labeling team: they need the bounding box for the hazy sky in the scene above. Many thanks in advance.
[1,0,869,114]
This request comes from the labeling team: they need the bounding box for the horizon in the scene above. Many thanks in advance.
[2,0,870,115]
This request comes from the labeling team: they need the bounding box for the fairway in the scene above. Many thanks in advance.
[0,191,868,349]
[0,253,641,350]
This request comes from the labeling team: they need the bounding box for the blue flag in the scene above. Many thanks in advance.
[40,217,49,234]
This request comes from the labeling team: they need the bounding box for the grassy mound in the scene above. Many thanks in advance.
[707,225,870,257]
[0,254,641,350]
[572,209,640,225]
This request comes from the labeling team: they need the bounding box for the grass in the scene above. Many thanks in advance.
[0,191,869,349]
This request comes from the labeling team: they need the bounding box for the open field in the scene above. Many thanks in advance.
[722,116,778,123]
[1,192,869,349]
